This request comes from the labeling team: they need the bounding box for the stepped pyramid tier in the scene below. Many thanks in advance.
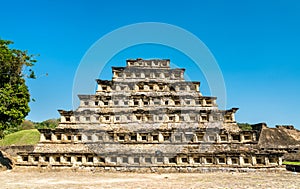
[15,58,297,171]
[58,58,239,132]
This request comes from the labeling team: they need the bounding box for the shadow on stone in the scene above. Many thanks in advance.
[0,151,13,170]
[286,164,300,172]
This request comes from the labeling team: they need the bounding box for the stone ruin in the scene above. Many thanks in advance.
[12,58,300,171]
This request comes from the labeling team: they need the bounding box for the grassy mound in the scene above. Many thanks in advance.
[283,161,300,166]
[0,129,40,146]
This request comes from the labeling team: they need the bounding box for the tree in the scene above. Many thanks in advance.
[20,120,35,130]
[0,39,36,138]
[237,123,252,131]
[34,118,59,129]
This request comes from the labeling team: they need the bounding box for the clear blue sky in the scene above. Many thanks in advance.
[1,0,299,129]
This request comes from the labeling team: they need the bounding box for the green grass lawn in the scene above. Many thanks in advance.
[283,161,300,166]
[0,129,40,146]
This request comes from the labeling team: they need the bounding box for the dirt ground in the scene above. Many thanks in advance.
[0,168,299,189]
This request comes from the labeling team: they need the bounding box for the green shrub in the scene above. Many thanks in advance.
[237,123,252,131]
